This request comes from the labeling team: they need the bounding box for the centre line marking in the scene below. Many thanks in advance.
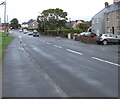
[47,42,52,45]
[92,57,120,66]
[67,49,83,55]
[42,41,45,43]
[53,45,62,48]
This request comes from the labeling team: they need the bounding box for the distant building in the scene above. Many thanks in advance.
[92,0,120,35]
[0,18,1,29]
[21,20,38,29]
[72,20,83,29]
[66,21,76,28]
[28,20,38,29]
[0,18,1,24]
[21,22,29,28]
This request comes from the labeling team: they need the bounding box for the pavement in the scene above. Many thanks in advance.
[2,30,119,97]
[0,29,2,98]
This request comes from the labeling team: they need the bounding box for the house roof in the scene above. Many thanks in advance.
[22,20,38,25]
[93,2,120,18]
[22,22,28,25]
[106,2,120,13]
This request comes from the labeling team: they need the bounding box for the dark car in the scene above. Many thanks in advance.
[33,30,39,37]
[28,31,33,35]
[78,32,97,37]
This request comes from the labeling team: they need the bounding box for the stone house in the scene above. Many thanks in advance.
[28,20,38,29]
[104,2,120,35]
[92,0,120,35]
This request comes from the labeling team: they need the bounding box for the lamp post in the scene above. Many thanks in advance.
[4,0,7,35]
[0,0,7,35]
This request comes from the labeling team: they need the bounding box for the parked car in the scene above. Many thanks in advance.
[33,30,39,37]
[23,29,28,34]
[19,29,22,32]
[96,34,120,45]
[28,31,33,35]
[78,32,97,37]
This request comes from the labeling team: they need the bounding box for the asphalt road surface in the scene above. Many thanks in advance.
[2,30,119,97]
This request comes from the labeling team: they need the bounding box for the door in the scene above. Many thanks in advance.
[112,27,114,34]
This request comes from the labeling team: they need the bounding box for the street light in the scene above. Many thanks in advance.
[0,0,7,34]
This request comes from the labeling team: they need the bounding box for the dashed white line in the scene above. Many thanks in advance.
[42,41,46,43]
[47,42,52,45]
[53,45,62,49]
[92,57,120,66]
[66,49,83,55]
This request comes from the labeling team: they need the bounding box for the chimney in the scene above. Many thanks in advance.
[114,0,120,3]
[105,2,109,7]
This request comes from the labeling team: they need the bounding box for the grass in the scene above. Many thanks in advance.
[0,32,15,66]
[0,32,6,37]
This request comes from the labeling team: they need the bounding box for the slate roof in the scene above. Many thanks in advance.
[93,2,120,18]
[106,2,120,13]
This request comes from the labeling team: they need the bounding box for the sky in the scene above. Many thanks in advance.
[0,0,113,24]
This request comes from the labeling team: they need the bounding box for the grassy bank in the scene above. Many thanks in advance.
[0,32,15,66]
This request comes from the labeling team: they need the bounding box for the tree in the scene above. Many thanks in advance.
[77,23,89,32]
[37,8,68,32]
[10,18,21,29]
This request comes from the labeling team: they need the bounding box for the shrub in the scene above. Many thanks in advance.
[45,29,83,36]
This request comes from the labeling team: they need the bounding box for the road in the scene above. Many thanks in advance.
[2,30,119,97]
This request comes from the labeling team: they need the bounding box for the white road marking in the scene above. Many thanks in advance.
[53,45,62,49]
[47,42,52,45]
[18,36,21,39]
[102,49,105,50]
[67,49,83,55]
[42,41,46,43]
[21,47,25,51]
[92,57,120,66]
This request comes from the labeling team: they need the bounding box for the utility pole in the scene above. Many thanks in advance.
[4,0,7,35]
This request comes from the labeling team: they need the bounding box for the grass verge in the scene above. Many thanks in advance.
[0,32,15,67]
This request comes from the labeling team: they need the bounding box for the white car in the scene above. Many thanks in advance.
[96,34,120,45]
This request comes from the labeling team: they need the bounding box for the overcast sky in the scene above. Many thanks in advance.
[0,0,113,24]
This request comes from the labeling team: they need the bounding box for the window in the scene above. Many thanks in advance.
[116,14,119,21]
[107,16,109,22]
[107,27,111,33]
[97,19,99,23]
[117,26,120,34]
[92,20,94,24]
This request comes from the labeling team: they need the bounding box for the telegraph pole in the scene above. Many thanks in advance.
[4,0,6,35]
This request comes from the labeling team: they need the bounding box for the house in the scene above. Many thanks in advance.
[72,20,83,29]
[21,22,29,28]
[92,0,120,35]
[28,20,38,29]
[66,21,76,29]
[104,1,120,35]
[21,20,38,29]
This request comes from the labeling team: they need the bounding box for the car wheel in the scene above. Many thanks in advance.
[103,40,108,45]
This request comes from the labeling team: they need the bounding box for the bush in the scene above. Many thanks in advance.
[45,29,83,36]
[70,29,83,33]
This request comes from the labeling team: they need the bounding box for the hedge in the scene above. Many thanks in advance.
[45,29,83,36]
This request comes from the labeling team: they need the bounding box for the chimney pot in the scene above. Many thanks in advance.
[105,2,109,7]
